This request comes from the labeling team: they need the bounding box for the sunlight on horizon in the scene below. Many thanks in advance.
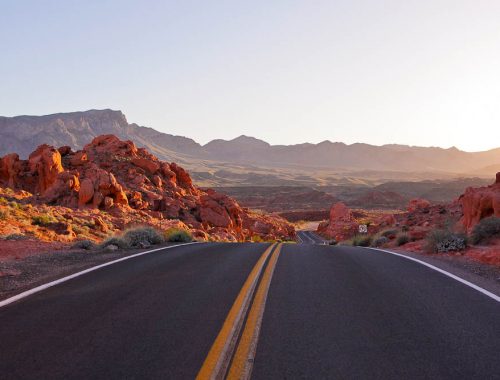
[1,1,499,152]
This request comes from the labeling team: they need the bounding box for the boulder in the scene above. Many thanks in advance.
[28,145,64,194]
[70,151,88,166]
[132,158,160,175]
[407,198,431,213]
[79,178,94,207]
[460,173,500,231]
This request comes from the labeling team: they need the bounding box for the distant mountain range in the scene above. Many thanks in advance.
[1,109,499,186]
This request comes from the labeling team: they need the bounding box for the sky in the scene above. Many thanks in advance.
[1,1,499,151]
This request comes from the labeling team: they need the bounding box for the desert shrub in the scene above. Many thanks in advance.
[371,236,389,247]
[100,236,130,249]
[4,233,28,241]
[401,225,409,232]
[396,233,410,246]
[328,239,338,245]
[72,225,85,235]
[352,235,372,247]
[164,228,193,243]
[251,235,264,243]
[123,227,164,247]
[471,216,500,244]
[32,214,55,226]
[72,240,96,250]
[9,201,22,210]
[380,229,398,239]
[0,197,8,205]
[425,229,467,253]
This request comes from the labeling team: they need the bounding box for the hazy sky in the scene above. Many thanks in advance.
[1,1,499,151]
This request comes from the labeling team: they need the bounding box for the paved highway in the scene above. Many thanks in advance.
[296,230,326,244]
[0,242,499,379]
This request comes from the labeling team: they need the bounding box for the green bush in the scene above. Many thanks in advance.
[471,216,500,244]
[32,214,55,226]
[352,235,372,247]
[396,234,410,246]
[425,229,467,253]
[164,228,193,243]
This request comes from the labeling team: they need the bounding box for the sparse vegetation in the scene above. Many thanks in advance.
[123,227,164,247]
[251,235,264,243]
[0,209,9,220]
[9,201,22,210]
[371,236,389,247]
[471,216,500,245]
[72,240,96,250]
[396,233,410,246]
[425,229,467,253]
[164,227,193,243]
[380,229,398,239]
[352,234,372,247]
[3,233,28,241]
[327,239,337,245]
[100,227,165,250]
[100,236,129,249]
[32,214,55,226]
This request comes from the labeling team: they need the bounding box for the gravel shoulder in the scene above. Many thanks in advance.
[0,244,178,302]
[387,248,500,297]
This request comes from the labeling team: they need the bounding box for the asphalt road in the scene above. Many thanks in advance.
[297,230,326,244]
[0,242,499,379]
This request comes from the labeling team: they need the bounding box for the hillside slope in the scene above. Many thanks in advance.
[0,135,295,242]
[1,109,499,181]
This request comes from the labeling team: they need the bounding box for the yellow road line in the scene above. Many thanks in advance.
[227,243,283,380]
[196,243,277,380]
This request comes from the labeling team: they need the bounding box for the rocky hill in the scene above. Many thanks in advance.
[1,110,499,181]
[317,173,500,265]
[0,135,295,242]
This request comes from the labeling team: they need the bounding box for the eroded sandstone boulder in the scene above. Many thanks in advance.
[0,134,295,241]
[460,172,500,231]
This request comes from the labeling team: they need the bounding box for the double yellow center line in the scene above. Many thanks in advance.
[196,243,283,380]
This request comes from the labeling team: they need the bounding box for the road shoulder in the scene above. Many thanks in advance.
[366,247,500,298]
[0,243,183,302]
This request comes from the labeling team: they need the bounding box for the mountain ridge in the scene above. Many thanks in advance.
[1,109,499,179]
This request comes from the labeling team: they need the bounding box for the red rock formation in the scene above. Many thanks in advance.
[407,198,431,213]
[0,135,294,242]
[459,172,500,231]
[317,202,359,241]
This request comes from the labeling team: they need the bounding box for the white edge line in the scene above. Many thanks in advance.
[0,242,199,308]
[363,247,500,303]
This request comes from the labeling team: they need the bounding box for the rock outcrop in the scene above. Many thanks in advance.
[407,198,431,213]
[0,135,295,241]
[317,202,359,241]
[460,172,500,231]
